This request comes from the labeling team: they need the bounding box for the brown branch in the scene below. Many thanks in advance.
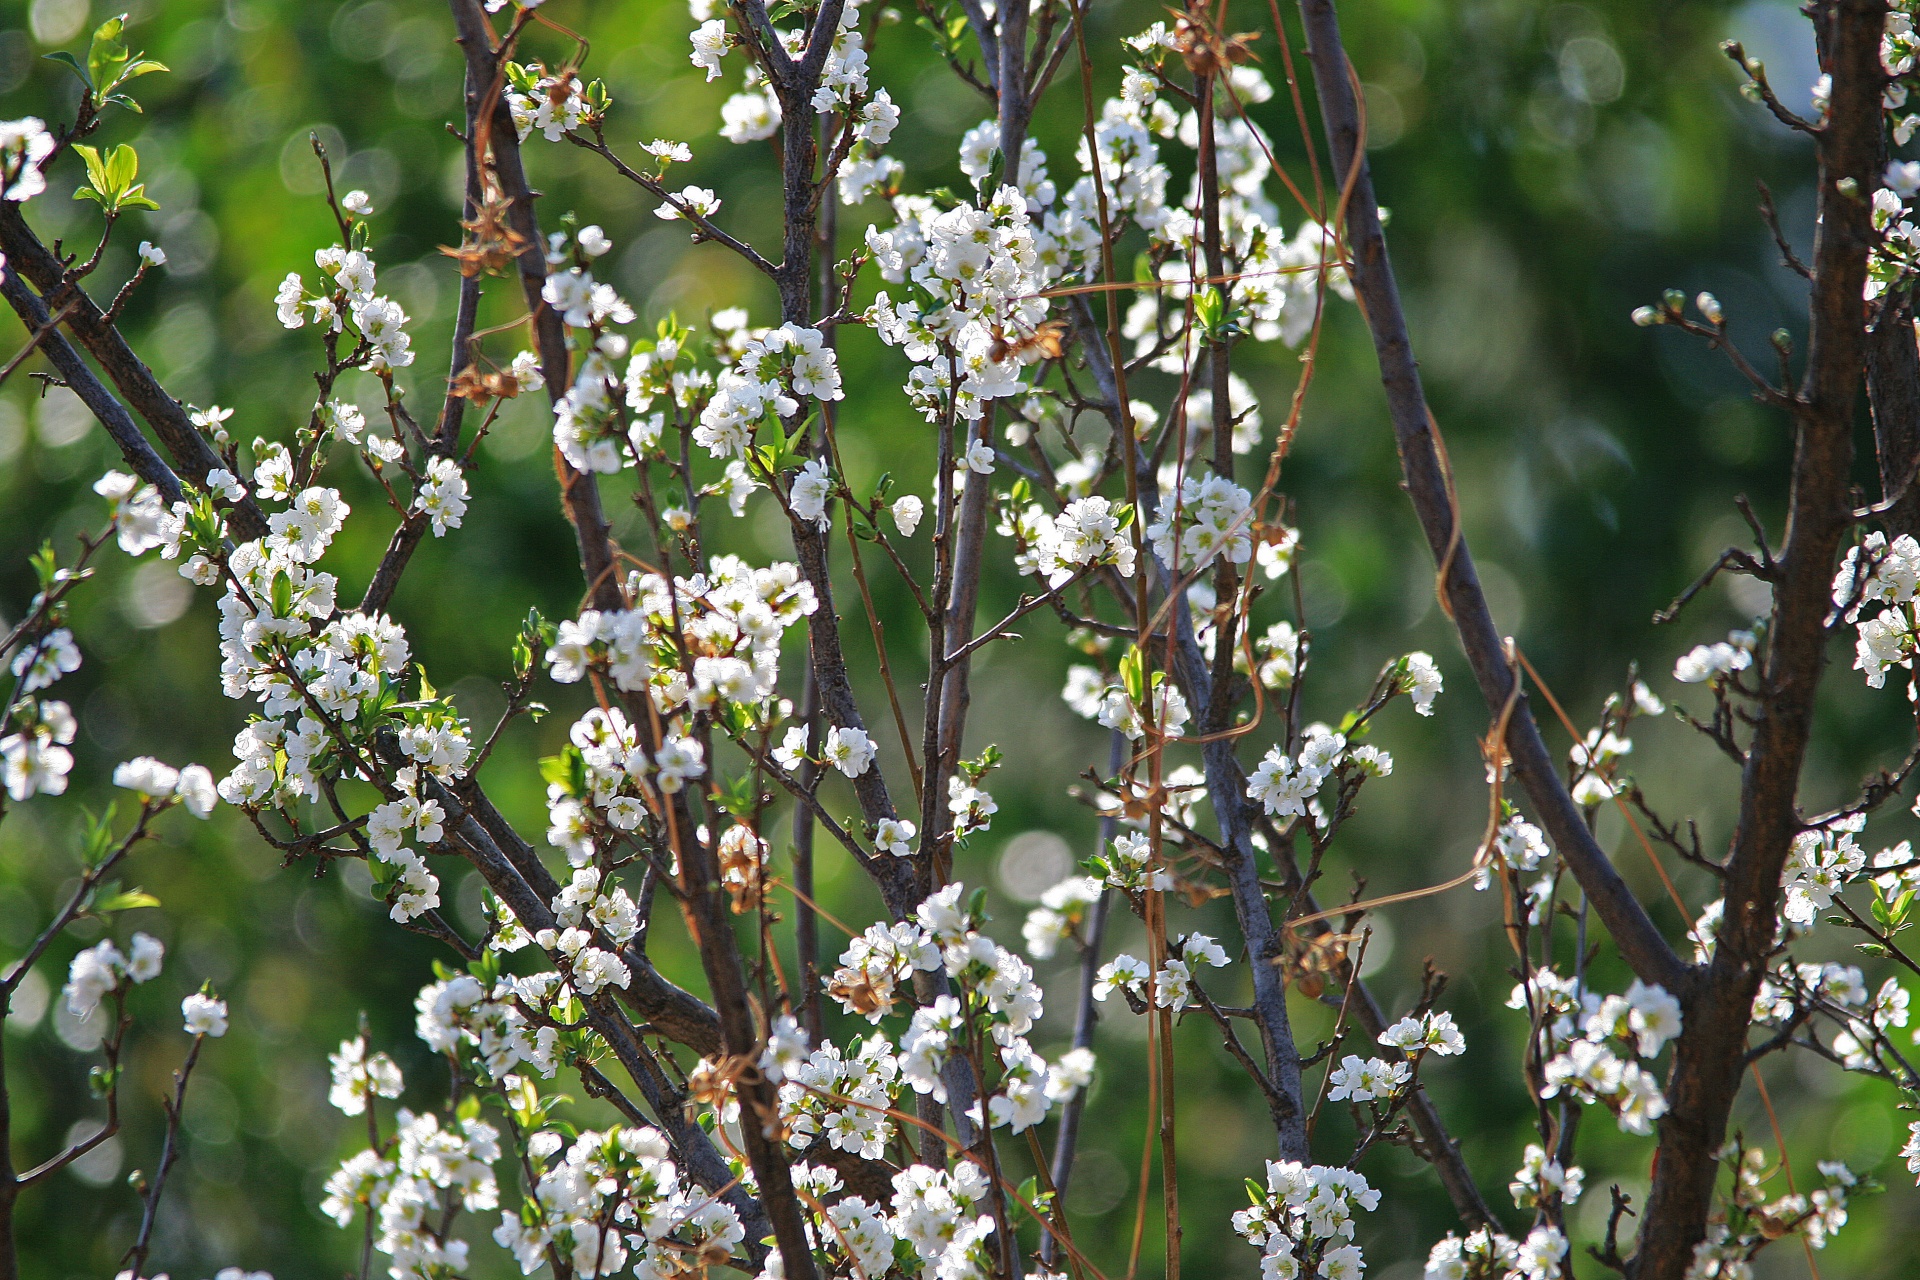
[1291,0,1688,999]
[0,269,183,506]
[0,203,268,540]
[1866,275,1920,542]
[447,0,622,615]
[1637,5,1886,1277]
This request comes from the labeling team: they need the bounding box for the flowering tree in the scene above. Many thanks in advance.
[5,1,1920,1279]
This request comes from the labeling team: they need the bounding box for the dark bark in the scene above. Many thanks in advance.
[424,780,771,1249]
[447,0,622,616]
[0,268,183,506]
[936,1,1034,853]
[1866,292,1920,540]
[358,67,487,617]
[1292,0,1689,998]
[1069,274,1313,1162]
[0,202,266,539]
[1633,5,1883,1276]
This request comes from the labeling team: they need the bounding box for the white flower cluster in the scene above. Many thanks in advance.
[777,1030,901,1160]
[696,323,842,458]
[1379,1010,1469,1057]
[1232,1159,1381,1280]
[62,932,165,1020]
[0,117,55,202]
[1,694,75,801]
[276,245,415,370]
[1508,1142,1584,1211]
[182,991,230,1037]
[1248,725,1370,823]
[207,529,442,847]
[416,976,558,1091]
[1423,1223,1571,1280]
[1089,34,1354,391]
[1022,497,1139,588]
[1526,976,1680,1135]
[774,721,876,778]
[1021,875,1103,959]
[867,184,1053,424]
[1752,958,1900,1075]
[328,1035,405,1116]
[1680,1153,1858,1277]
[1094,830,1174,894]
[1093,932,1230,1013]
[1833,532,1920,687]
[1780,815,1867,927]
[540,561,817,854]
[93,386,482,937]
[1401,651,1444,715]
[509,69,588,143]
[1146,472,1255,574]
[1250,619,1302,689]
[8,626,80,693]
[1475,813,1551,890]
[322,1104,503,1277]
[809,884,1091,1138]
[494,1126,744,1278]
[96,470,170,552]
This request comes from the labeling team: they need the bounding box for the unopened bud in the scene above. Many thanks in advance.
[1696,292,1724,325]
[1632,306,1660,327]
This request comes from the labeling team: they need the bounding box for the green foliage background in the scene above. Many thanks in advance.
[2,0,1918,1275]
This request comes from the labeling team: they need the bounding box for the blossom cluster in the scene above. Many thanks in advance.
[1525,974,1681,1136]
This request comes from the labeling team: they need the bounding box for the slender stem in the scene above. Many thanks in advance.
[1289,0,1687,997]
[122,1036,207,1278]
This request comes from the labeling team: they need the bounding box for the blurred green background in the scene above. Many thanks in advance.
[2,0,1917,1276]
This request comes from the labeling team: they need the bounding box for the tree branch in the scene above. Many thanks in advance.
[0,203,267,539]
[1292,0,1689,998]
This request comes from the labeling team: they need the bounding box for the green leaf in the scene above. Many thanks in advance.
[469,948,501,985]
[96,888,161,913]
[538,746,586,796]
[104,142,137,193]
[71,144,158,213]
[1118,644,1146,705]
[713,772,756,818]
[367,858,401,896]
[73,144,109,193]
[87,13,132,95]
[81,803,119,865]
[42,51,90,90]
[29,541,58,590]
